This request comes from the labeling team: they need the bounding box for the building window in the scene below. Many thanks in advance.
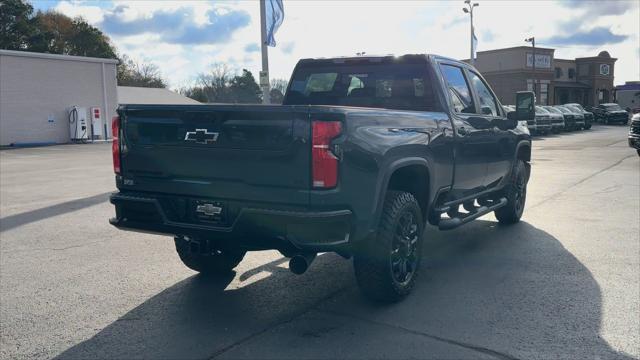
[540,83,548,105]
[555,67,562,79]
[568,68,575,79]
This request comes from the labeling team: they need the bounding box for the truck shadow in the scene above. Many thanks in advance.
[0,192,111,232]
[55,220,634,359]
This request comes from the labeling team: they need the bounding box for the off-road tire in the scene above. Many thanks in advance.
[175,236,246,275]
[354,191,423,303]
[495,160,529,225]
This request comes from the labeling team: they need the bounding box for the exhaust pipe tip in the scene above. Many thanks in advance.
[289,253,317,275]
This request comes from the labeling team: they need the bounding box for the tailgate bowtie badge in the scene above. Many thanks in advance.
[196,203,223,216]
[185,129,219,144]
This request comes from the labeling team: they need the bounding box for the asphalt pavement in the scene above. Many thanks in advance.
[1,125,638,359]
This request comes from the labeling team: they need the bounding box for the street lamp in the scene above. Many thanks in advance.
[462,0,479,66]
[525,37,536,102]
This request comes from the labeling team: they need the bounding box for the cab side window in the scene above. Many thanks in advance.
[468,71,499,116]
[439,64,474,114]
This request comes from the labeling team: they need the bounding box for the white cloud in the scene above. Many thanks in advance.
[52,0,639,88]
[53,1,105,24]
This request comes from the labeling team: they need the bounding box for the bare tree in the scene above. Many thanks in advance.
[196,63,235,103]
[270,78,288,93]
[270,78,288,103]
[117,54,167,88]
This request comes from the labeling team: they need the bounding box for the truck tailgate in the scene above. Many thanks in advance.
[119,105,311,205]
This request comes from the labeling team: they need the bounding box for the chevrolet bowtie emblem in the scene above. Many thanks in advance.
[196,203,223,216]
[185,129,219,144]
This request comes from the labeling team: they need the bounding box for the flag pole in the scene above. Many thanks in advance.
[259,0,270,104]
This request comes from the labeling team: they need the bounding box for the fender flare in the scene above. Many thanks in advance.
[514,139,532,162]
[369,157,432,234]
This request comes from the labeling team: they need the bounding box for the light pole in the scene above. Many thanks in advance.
[259,0,270,104]
[525,36,536,102]
[462,0,479,66]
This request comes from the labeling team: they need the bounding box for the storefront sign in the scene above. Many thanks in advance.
[526,53,551,69]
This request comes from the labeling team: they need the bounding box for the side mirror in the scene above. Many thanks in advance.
[481,106,493,115]
[500,112,518,129]
[515,91,536,121]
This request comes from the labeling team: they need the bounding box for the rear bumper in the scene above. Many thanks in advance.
[109,192,353,253]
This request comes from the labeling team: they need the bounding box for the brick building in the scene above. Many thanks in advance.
[467,46,617,107]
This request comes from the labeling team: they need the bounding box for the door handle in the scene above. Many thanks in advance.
[457,127,468,136]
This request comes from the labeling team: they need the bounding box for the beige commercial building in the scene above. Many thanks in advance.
[0,50,118,146]
[468,46,617,107]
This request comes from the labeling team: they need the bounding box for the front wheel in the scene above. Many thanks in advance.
[494,160,529,224]
[175,236,246,275]
[354,191,423,303]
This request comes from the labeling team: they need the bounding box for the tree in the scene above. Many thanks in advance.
[195,63,234,103]
[228,69,261,103]
[182,64,262,104]
[179,86,208,103]
[0,0,37,50]
[28,10,74,54]
[1,3,117,59]
[117,54,167,88]
[270,78,288,104]
[67,19,116,58]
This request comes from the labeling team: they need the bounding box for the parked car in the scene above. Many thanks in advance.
[555,105,585,130]
[544,106,568,131]
[592,103,629,124]
[629,113,640,156]
[564,103,593,129]
[536,106,563,133]
[109,54,535,302]
[535,108,552,135]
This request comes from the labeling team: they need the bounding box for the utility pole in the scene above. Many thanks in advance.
[525,36,536,103]
[259,0,270,104]
[462,0,479,66]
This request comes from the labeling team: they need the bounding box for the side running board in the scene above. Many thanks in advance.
[438,197,507,231]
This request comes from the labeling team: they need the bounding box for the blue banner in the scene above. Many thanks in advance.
[265,0,284,47]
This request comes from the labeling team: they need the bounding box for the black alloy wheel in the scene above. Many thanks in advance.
[390,211,419,285]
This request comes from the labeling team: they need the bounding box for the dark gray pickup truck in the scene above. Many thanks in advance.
[110,54,535,302]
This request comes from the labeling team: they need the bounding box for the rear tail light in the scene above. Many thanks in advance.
[112,116,121,174]
[312,121,342,189]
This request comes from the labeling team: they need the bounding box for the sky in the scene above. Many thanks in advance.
[31,0,640,89]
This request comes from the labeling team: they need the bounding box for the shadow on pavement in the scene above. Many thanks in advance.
[55,220,634,359]
[0,192,111,232]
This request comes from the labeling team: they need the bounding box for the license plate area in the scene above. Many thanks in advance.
[193,199,227,225]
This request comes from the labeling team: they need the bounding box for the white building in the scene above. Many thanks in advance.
[0,50,118,146]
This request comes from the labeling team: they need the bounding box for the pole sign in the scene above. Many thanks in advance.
[526,53,551,69]
[259,71,269,86]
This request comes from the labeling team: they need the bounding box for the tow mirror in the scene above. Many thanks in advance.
[515,91,536,121]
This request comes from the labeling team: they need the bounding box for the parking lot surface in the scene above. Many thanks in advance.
[1,125,638,359]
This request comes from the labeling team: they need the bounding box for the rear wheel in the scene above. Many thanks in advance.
[174,236,246,275]
[354,191,423,303]
[495,160,528,224]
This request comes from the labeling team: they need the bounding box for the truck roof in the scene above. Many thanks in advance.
[297,53,470,69]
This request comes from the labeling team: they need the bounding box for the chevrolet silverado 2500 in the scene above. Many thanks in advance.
[110,54,535,302]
